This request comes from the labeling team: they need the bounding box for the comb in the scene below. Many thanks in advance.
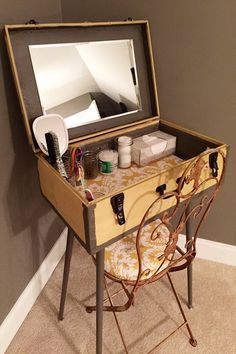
[45,131,68,179]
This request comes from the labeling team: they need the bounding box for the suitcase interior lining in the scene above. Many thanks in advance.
[49,121,221,202]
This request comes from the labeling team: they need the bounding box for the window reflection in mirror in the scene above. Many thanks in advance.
[29,40,142,129]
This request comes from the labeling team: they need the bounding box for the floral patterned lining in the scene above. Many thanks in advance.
[77,155,182,200]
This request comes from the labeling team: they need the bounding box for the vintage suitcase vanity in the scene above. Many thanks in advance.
[5,20,228,353]
[4,20,228,254]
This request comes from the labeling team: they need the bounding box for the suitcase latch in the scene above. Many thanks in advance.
[156,184,166,195]
[209,152,219,177]
[111,193,125,225]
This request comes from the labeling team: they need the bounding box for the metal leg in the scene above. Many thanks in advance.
[186,212,193,309]
[187,264,193,309]
[167,273,197,347]
[58,228,74,320]
[96,249,104,354]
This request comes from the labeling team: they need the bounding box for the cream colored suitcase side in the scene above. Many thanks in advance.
[94,146,227,247]
[37,155,89,246]
[94,162,185,246]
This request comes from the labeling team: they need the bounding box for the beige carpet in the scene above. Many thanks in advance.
[6,241,236,354]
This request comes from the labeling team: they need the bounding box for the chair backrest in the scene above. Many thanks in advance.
[132,148,226,292]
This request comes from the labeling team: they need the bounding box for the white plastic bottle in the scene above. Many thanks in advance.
[118,136,133,168]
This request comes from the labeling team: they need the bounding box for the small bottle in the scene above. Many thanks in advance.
[99,150,118,174]
[118,136,133,168]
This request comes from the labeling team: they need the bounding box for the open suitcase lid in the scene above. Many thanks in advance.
[5,20,160,153]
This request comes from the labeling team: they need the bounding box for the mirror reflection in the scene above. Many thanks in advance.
[29,40,141,129]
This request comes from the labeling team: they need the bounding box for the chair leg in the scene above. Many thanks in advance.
[86,294,132,313]
[104,278,129,354]
[167,272,197,347]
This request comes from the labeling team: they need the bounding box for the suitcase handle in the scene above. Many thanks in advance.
[156,178,184,199]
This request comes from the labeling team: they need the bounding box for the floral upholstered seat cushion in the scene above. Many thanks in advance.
[104,219,172,282]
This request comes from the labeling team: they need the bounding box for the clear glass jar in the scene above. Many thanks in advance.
[82,151,98,179]
[118,136,133,168]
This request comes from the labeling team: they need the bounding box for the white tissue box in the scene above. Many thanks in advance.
[132,130,176,166]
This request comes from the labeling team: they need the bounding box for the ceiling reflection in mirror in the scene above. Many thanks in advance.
[29,40,142,129]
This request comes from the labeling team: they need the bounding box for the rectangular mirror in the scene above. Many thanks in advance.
[29,39,142,129]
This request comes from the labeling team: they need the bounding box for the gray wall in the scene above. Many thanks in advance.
[0,0,64,325]
[62,0,236,246]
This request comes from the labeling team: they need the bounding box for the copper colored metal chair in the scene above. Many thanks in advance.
[86,149,226,353]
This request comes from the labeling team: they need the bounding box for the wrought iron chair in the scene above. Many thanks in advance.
[86,149,226,353]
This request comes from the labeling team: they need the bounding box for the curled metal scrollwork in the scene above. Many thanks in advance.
[132,148,226,292]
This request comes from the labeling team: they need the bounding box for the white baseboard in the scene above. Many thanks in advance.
[0,227,68,354]
[0,230,235,354]
[178,234,236,267]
